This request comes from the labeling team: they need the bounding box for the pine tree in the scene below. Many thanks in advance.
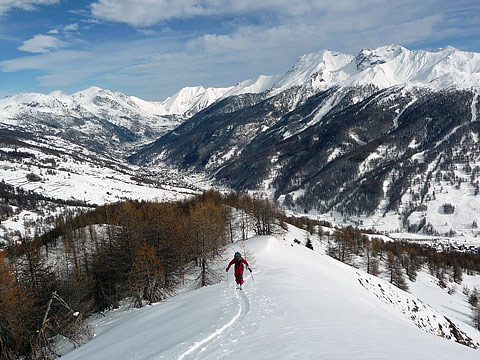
[452,260,463,284]
[0,251,36,359]
[305,236,314,250]
[129,242,164,307]
[472,303,480,330]
[387,251,409,291]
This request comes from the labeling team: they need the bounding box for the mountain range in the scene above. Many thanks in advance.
[2,44,480,360]
[2,44,480,246]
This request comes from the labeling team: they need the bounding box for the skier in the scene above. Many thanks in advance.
[226,252,251,289]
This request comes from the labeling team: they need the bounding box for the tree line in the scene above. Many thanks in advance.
[0,190,283,359]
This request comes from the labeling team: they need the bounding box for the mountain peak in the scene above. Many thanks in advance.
[161,85,232,116]
[221,44,480,99]
[436,45,460,53]
[72,86,114,102]
[355,44,408,71]
[48,90,67,97]
[306,44,480,90]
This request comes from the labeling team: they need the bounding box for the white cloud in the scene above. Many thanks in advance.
[2,40,157,86]
[1,50,87,73]
[90,0,203,27]
[89,0,313,27]
[17,34,67,53]
[89,0,448,30]
[1,0,479,100]
[186,4,447,65]
[87,0,478,58]
[81,18,103,24]
[63,23,79,32]
[0,0,59,15]
[46,23,79,35]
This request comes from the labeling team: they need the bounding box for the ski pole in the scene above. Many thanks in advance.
[249,268,254,284]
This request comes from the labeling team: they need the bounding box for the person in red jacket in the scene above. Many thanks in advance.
[226,252,251,289]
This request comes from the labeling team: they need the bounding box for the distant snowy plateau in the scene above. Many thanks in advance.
[3,44,480,250]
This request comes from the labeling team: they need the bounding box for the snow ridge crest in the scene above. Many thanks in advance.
[224,45,480,98]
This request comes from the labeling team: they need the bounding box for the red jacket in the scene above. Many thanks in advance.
[227,257,249,271]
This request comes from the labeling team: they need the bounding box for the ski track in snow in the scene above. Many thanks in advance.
[176,276,251,360]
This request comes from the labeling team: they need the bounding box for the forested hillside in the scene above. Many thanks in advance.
[0,191,283,359]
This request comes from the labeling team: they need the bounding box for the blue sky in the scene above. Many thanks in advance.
[1,0,480,100]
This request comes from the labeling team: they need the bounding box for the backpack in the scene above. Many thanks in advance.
[234,258,244,269]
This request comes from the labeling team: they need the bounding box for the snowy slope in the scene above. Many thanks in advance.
[0,85,225,124]
[0,133,209,243]
[60,229,480,360]
[159,86,232,116]
[222,45,480,99]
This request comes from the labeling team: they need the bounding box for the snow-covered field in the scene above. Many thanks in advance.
[59,226,480,360]
[0,141,204,206]
[0,139,210,243]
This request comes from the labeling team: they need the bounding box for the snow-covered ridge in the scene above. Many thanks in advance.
[223,45,480,98]
[159,86,232,116]
[0,85,228,130]
[3,45,480,126]
[59,230,480,360]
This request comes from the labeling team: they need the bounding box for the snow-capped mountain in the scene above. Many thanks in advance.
[222,45,480,98]
[0,84,231,168]
[1,85,226,124]
[0,85,217,146]
[131,45,480,246]
[159,86,232,117]
[3,45,479,154]
[5,44,480,244]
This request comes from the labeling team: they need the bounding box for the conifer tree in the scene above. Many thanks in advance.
[387,251,409,291]
[305,236,314,250]
[129,242,164,307]
[189,201,226,286]
[0,252,36,359]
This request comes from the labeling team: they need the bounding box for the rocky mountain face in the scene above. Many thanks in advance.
[131,45,480,238]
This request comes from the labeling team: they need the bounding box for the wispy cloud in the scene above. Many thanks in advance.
[87,0,479,55]
[1,0,480,100]
[17,34,67,53]
[63,23,79,32]
[47,23,79,36]
[88,0,323,27]
[0,0,59,15]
